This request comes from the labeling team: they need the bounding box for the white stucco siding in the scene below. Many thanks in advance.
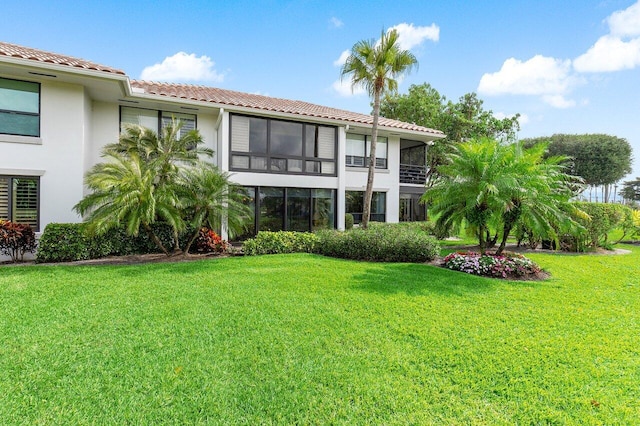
[0,80,88,228]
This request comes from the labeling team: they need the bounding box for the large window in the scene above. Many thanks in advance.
[345,191,386,224]
[0,77,40,137]
[0,176,39,230]
[236,186,336,239]
[120,106,196,136]
[346,134,388,169]
[230,114,337,175]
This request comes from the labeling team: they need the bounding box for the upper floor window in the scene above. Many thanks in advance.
[346,134,388,169]
[0,77,40,137]
[230,114,337,176]
[0,175,39,231]
[120,106,196,137]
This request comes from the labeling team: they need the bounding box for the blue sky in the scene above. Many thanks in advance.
[3,0,640,179]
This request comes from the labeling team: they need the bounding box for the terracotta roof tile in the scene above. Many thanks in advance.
[131,81,445,136]
[0,41,125,75]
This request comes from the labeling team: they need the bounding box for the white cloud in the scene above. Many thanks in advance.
[331,78,366,97]
[333,50,350,67]
[573,34,640,72]
[388,23,440,50]
[494,112,529,125]
[329,17,344,28]
[542,95,576,109]
[608,0,640,37]
[140,52,224,82]
[478,55,575,96]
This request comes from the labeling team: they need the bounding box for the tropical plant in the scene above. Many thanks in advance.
[175,163,251,254]
[341,28,417,228]
[74,151,183,255]
[423,139,583,254]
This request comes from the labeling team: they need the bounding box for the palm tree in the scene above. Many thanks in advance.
[341,29,417,228]
[73,151,183,255]
[423,138,583,254]
[105,119,214,252]
[175,163,252,254]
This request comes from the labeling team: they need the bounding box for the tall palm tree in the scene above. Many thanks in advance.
[175,163,252,254]
[341,29,417,228]
[73,151,183,255]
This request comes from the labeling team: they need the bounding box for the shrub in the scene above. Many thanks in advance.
[243,231,319,255]
[443,251,541,279]
[315,225,439,263]
[345,213,354,230]
[571,202,633,248]
[36,222,193,263]
[192,228,228,254]
[0,220,37,262]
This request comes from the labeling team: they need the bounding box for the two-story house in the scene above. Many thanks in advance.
[0,41,444,240]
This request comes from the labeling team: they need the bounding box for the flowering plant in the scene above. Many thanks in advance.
[193,228,228,254]
[442,251,541,278]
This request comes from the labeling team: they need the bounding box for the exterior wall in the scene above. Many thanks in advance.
[0,80,87,227]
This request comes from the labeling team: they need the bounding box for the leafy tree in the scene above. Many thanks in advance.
[522,134,633,202]
[423,139,582,254]
[380,83,521,183]
[341,29,417,228]
[621,177,640,203]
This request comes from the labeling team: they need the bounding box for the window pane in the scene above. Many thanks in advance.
[287,188,311,232]
[231,155,250,169]
[251,156,268,170]
[0,112,39,137]
[249,117,268,153]
[305,161,320,173]
[121,107,158,131]
[270,158,286,172]
[161,111,196,137]
[259,187,284,231]
[345,191,363,224]
[321,161,335,175]
[312,189,335,230]
[305,124,317,157]
[271,120,302,156]
[0,78,39,113]
[346,134,365,156]
[288,159,303,172]
[236,187,256,240]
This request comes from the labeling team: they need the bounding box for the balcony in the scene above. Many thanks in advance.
[400,164,427,185]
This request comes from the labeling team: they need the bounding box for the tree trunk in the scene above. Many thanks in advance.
[142,223,170,255]
[361,89,381,229]
[183,228,201,257]
[497,223,514,255]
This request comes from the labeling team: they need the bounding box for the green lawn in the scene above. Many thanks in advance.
[1,249,639,424]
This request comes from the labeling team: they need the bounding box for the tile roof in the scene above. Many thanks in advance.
[0,41,125,75]
[0,41,443,136]
[132,81,445,136]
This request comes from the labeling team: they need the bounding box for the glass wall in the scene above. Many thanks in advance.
[236,186,336,239]
[345,191,386,224]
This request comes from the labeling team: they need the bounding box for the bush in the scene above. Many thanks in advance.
[192,228,228,254]
[0,220,37,262]
[571,202,633,248]
[345,213,354,230]
[314,225,440,263]
[36,222,193,263]
[243,231,319,255]
[443,251,541,278]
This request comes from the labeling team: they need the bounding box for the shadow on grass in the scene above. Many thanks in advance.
[350,262,539,297]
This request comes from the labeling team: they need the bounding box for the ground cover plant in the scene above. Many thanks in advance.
[1,249,639,423]
[443,251,541,279]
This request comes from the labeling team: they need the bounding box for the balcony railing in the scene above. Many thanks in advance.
[400,164,427,185]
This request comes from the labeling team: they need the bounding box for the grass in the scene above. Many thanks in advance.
[1,249,639,424]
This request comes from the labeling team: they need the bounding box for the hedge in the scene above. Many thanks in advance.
[243,231,319,255]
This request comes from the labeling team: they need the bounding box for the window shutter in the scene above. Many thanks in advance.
[12,178,38,229]
[317,126,335,159]
[231,116,250,152]
[0,177,8,220]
